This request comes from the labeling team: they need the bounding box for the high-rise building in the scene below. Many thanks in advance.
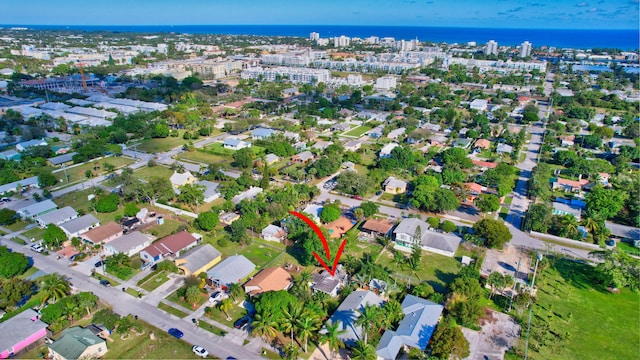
[310,32,320,41]
[485,40,498,55]
[520,41,532,58]
[334,35,350,47]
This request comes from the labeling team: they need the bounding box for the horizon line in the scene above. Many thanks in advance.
[1,24,637,32]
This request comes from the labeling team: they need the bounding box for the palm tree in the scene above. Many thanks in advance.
[320,321,346,359]
[283,303,303,343]
[40,274,70,304]
[251,314,278,342]
[296,271,312,293]
[76,292,98,317]
[351,340,376,360]
[583,216,599,236]
[297,315,320,353]
[355,305,378,345]
[383,299,404,326]
[218,298,233,321]
[283,343,302,360]
[65,299,80,321]
[228,283,244,303]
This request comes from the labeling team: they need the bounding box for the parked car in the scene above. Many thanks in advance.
[0,197,11,203]
[353,195,363,200]
[209,291,224,303]
[30,243,44,253]
[99,279,111,287]
[94,260,104,268]
[605,239,616,247]
[375,190,383,196]
[234,316,250,329]
[192,345,208,358]
[168,328,184,339]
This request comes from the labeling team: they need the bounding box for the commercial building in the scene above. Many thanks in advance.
[520,41,532,58]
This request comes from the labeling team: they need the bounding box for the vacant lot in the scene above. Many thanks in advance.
[55,156,134,184]
[342,125,372,138]
[133,165,174,181]
[136,134,188,153]
[524,258,640,360]
[103,320,199,359]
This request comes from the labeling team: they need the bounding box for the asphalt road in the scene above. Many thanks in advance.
[0,235,261,359]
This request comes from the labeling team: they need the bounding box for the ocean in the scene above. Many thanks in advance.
[5,24,639,50]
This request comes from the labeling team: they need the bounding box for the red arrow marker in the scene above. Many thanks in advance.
[289,210,347,276]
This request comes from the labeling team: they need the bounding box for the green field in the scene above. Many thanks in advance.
[157,302,189,318]
[342,125,372,138]
[54,156,135,184]
[54,188,98,213]
[523,258,640,360]
[179,149,230,165]
[138,270,171,292]
[133,165,175,181]
[136,134,188,153]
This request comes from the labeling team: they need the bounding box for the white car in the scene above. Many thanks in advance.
[192,345,208,358]
[209,291,224,303]
[30,243,44,253]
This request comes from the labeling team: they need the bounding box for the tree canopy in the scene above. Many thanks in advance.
[473,219,512,249]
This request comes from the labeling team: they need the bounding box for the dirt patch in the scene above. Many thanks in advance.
[462,309,520,360]
[480,244,531,282]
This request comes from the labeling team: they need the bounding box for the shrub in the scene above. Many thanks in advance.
[427,217,440,229]
[96,193,119,213]
[440,220,457,233]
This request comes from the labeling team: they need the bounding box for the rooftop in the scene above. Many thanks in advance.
[49,326,105,360]
[0,309,48,354]
[207,255,256,287]
[176,244,221,274]
[80,222,121,243]
[142,231,197,258]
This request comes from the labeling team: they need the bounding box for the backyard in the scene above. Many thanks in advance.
[342,125,372,138]
[520,258,640,360]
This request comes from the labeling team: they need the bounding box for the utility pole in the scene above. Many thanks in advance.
[507,258,521,313]
[524,253,544,360]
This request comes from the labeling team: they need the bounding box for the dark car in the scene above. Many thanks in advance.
[234,316,250,329]
[94,260,104,268]
[605,239,616,247]
[375,190,383,196]
[99,279,111,287]
[168,328,184,339]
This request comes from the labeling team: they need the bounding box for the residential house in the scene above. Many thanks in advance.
[311,266,347,297]
[551,177,589,193]
[251,127,277,140]
[48,326,107,360]
[0,149,20,161]
[559,135,575,147]
[367,126,384,139]
[361,218,395,238]
[140,231,200,264]
[232,186,263,205]
[103,231,151,257]
[0,176,39,195]
[264,153,280,165]
[311,140,332,151]
[16,139,47,152]
[169,171,196,192]
[393,218,461,257]
[244,267,293,296]
[0,309,48,359]
[383,177,408,194]
[379,143,400,158]
[331,123,351,132]
[341,161,356,171]
[17,200,58,220]
[47,152,76,167]
[376,295,444,360]
[223,138,252,150]
[174,244,222,276]
[387,127,406,140]
[496,143,513,155]
[465,182,487,203]
[470,99,489,111]
[207,255,256,289]
[197,180,221,203]
[283,131,300,142]
[36,206,78,228]
[261,224,287,242]
[292,151,315,164]
[472,159,498,170]
[59,214,100,238]
[301,204,323,224]
[607,222,640,247]
[80,222,122,245]
[453,138,472,149]
[322,290,385,346]
[219,212,241,226]
[552,202,582,221]
[474,139,491,150]
[326,216,356,239]
[343,140,361,152]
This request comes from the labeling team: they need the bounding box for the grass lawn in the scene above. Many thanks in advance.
[125,287,144,298]
[238,240,286,269]
[19,266,40,279]
[616,241,640,256]
[22,227,46,241]
[133,165,175,181]
[54,156,134,184]
[10,237,26,245]
[342,125,372,138]
[377,249,462,293]
[4,220,29,232]
[138,270,171,292]
[205,302,248,327]
[146,218,184,239]
[94,207,125,226]
[136,134,188,153]
[179,150,230,165]
[53,188,97,213]
[157,302,189,318]
[197,320,227,336]
[522,258,640,360]
[103,319,200,359]
[166,286,209,311]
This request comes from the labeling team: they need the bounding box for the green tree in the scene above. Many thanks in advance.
[486,272,506,299]
[218,298,233,320]
[320,203,341,223]
[320,321,346,359]
[439,220,457,233]
[0,208,17,225]
[123,203,140,217]
[228,282,244,302]
[351,340,376,360]
[360,201,379,218]
[40,274,71,304]
[590,249,640,290]
[251,313,278,342]
[412,282,435,299]
[42,224,67,248]
[232,148,255,168]
[177,184,205,210]
[586,185,627,220]
[297,315,321,353]
[95,193,119,213]
[91,309,121,331]
[0,246,29,278]
[355,304,378,345]
[196,211,219,231]
[283,302,303,341]
[523,203,552,232]
[430,319,470,360]
[185,286,201,307]
[475,194,501,213]
[473,219,512,249]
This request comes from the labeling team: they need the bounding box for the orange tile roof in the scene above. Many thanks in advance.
[244,267,292,295]
[362,218,395,235]
[472,159,498,169]
[326,216,355,239]
[81,222,121,243]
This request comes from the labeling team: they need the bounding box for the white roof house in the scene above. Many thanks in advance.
[393,218,461,257]
[197,180,221,203]
[322,290,385,346]
[103,231,151,257]
[17,199,58,220]
[261,224,287,242]
[65,106,117,119]
[223,138,252,150]
[169,171,196,191]
[59,214,100,238]
[380,143,400,158]
[383,177,408,194]
[36,206,78,227]
[232,186,263,205]
[470,99,489,111]
[206,255,256,288]
[16,139,48,152]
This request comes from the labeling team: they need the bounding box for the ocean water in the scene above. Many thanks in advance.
[5,24,639,50]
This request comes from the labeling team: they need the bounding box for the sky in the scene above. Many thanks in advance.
[1,0,638,29]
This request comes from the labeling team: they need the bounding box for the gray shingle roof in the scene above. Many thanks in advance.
[0,309,48,355]
[48,152,77,165]
[393,218,430,238]
[177,244,221,274]
[324,290,385,346]
[421,232,461,254]
[17,199,58,218]
[0,176,39,194]
[207,255,255,287]
[37,206,78,226]
[59,214,100,235]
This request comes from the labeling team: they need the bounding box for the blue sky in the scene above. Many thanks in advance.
[1,0,638,29]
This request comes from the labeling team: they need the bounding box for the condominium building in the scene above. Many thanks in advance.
[485,40,498,55]
[310,32,320,41]
[520,41,532,58]
[334,35,351,48]
[241,66,331,84]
